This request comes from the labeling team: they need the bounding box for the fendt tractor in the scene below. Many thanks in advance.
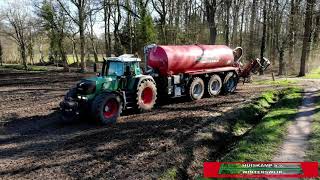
[60,44,270,124]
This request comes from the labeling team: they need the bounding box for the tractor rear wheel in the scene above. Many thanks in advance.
[92,93,122,125]
[222,72,238,94]
[188,77,205,100]
[207,74,222,97]
[136,79,157,111]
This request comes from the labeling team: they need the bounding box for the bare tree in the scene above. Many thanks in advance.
[260,0,267,75]
[232,0,241,46]
[57,0,90,72]
[204,0,217,45]
[151,0,167,44]
[299,0,316,76]
[224,0,231,46]
[0,39,3,66]
[248,0,257,59]
[287,0,302,72]
[103,0,112,57]
[88,0,99,63]
[2,5,30,70]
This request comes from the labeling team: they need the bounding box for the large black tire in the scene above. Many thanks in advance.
[188,77,205,100]
[222,72,238,94]
[136,79,157,111]
[92,93,122,125]
[206,74,222,97]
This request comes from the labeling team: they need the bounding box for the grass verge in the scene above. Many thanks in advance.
[306,92,320,179]
[254,79,298,86]
[159,87,303,179]
[305,67,320,79]
[0,64,48,71]
[221,87,303,162]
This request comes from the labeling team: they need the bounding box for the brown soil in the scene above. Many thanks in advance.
[0,71,274,179]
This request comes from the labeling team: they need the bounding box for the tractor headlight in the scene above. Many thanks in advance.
[76,80,96,95]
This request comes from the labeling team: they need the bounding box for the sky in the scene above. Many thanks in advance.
[0,0,106,37]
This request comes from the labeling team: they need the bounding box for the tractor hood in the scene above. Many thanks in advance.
[81,75,118,93]
[76,79,96,95]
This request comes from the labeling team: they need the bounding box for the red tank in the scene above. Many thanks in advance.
[147,45,235,76]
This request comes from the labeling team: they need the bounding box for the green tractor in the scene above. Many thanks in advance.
[60,54,157,124]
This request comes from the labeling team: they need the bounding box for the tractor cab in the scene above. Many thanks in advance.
[102,54,142,77]
[91,54,144,92]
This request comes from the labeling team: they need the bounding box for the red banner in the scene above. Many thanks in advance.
[204,162,319,178]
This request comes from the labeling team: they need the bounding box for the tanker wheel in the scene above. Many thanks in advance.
[207,74,222,97]
[92,93,122,125]
[136,79,157,111]
[188,77,205,100]
[222,72,238,94]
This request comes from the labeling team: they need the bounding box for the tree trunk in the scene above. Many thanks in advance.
[89,10,99,63]
[78,2,86,72]
[20,44,27,70]
[224,0,231,46]
[39,43,44,64]
[260,0,267,75]
[71,37,79,66]
[0,40,3,66]
[205,0,217,45]
[79,25,85,71]
[278,46,285,75]
[299,0,315,77]
[58,35,69,72]
[313,9,320,49]
[248,0,257,59]
[232,0,240,46]
[239,0,246,46]
[104,0,112,57]
[287,0,300,73]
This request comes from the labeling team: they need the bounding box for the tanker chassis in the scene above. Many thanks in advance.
[60,44,270,124]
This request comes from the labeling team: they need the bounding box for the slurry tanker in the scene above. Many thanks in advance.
[60,44,270,124]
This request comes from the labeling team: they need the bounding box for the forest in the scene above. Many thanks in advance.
[0,0,319,75]
[1,1,320,179]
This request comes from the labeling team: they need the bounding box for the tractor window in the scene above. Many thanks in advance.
[107,61,124,76]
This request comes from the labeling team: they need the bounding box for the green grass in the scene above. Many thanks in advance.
[66,54,105,65]
[160,88,302,179]
[159,168,178,180]
[306,93,320,179]
[232,90,280,135]
[0,64,48,71]
[254,79,298,86]
[222,87,303,162]
[305,67,320,79]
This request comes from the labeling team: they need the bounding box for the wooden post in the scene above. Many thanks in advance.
[272,73,275,81]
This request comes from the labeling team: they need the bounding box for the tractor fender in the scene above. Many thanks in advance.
[133,75,156,90]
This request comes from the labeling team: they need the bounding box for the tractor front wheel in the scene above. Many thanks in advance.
[92,93,122,125]
[136,79,157,111]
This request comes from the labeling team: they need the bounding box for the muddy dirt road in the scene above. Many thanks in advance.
[0,71,274,179]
